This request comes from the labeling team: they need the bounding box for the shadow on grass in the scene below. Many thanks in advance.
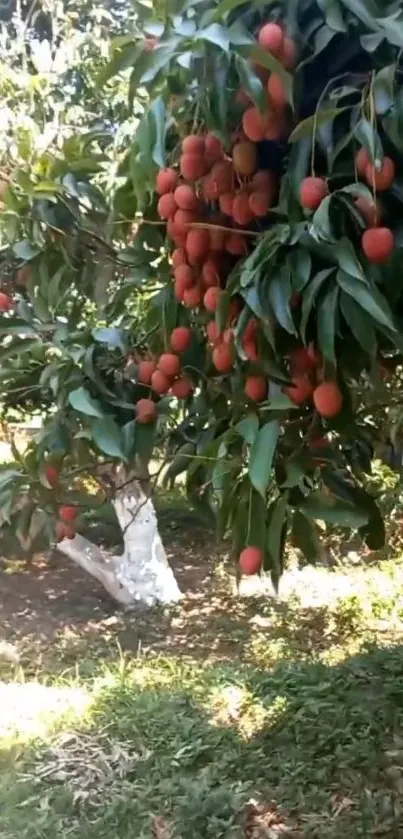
[2,643,403,839]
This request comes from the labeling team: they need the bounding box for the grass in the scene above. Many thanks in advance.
[1,550,403,838]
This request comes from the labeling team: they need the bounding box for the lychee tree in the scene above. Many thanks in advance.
[2,0,403,604]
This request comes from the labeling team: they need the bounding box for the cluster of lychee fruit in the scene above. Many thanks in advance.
[284,344,343,419]
[299,147,396,265]
[240,22,296,144]
[135,327,194,423]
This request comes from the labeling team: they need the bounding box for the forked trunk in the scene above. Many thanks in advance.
[57,479,182,607]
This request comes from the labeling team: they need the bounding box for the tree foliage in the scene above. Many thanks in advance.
[1,0,403,575]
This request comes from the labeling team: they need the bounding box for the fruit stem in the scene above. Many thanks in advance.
[190,221,259,237]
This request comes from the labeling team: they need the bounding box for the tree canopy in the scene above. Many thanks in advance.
[0,0,403,579]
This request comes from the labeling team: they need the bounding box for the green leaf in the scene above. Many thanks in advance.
[373,65,395,115]
[301,268,334,340]
[317,284,339,364]
[299,490,369,527]
[289,249,312,292]
[0,468,22,489]
[164,443,196,485]
[12,240,40,260]
[92,417,127,460]
[359,500,385,551]
[92,327,127,351]
[140,41,181,84]
[249,420,279,499]
[214,0,274,18]
[336,271,396,332]
[198,23,230,51]
[354,118,383,167]
[289,107,349,143]
[216,290,230,333]
[340,291,377,356]
[311,195,336,243]
[263,394,298,411]
[339,0,380,29]
[333,238,367,282]
[135,423,156,464]
[236,45,293,107]
[98,41,140,84]
[68,387,104,418]
[267,272,296,335]
[150,97,167,168]
[317,0,347,31]
[236,414,259,445]
[266,493,288,585]
[292,511,323,563]
[235,55,266,111]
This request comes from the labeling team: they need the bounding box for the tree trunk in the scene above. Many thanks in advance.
[57,481,182,607]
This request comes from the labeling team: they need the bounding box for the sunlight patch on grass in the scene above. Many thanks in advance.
[0,681,92,742]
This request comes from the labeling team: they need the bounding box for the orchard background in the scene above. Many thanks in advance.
[1,1,403,837]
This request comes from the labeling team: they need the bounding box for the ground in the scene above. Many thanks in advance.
[1,495,403,839]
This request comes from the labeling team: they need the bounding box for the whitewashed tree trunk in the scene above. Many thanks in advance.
[57,480,182,607]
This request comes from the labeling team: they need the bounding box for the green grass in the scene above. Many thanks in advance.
[1,560,403,838]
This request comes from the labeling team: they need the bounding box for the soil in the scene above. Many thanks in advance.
[0,508,228,655]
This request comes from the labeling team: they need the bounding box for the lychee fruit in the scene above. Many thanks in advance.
[365,156,395,191]
[170,326,192,353]
[157,193,177,220]
[226,234,247,255]
[313,381,343,418]
[355,148,370,177]
[249,191,270,217]
[204,286,222,313]
[239,546,263,575]
[158,353,181,378]
[202,258,220,288]
[232,141,258,176]
[205,133,223,163]
[258,22,284,56]
[212,342,234,373]
[283,375,313,405]
[183,285,203,308]
[242,107,271,142]
[56,522,75,541]
[59,505,78,522]
[245,376,267,402]
[172,247,187,268]
[210,161,233,195]
[0,292,12,312]
[136,398,157,424]
[45,464,59,487]
[281,36,297,69]
[186,228,210,263]
[180,154,205,180]
[362,227,394,263]
[232,193,254,226]
[138,359,157,384]
[151,370,171,394]
[355,196,379,228]
[156,167,178,194]
[174,184,199,211]
[267,73,287,109]
[219,192,235,216]
[171,377,194,399]
[174,264,194,289]
[173,209,199,236]
[300,177,328,211]
[182,134,205,155]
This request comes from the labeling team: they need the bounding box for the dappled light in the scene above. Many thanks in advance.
[0,682,91,740]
